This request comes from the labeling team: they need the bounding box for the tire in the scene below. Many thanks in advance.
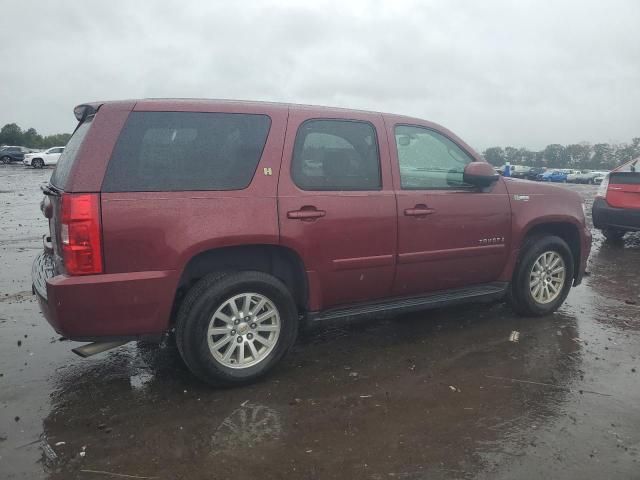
[32,158,44,169]
[508,235,574,317]
[602,228,626,242]
[175,271,298,387]
[1,156,10,164]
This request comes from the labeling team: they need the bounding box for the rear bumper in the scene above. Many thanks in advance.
[33,253,176,339]
[592,197,640,231]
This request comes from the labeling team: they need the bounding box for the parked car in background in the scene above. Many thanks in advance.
[592,173,607,185]
[539,170,568,182]
[524,167,546,181]
[496,164,531,179]
[566,170,583,183]
[593,158,640,241]
[0,146,31,163]
[32,99,591,386]
[500,165,532,179]
[568,170,609,184]
[23,147,65,168]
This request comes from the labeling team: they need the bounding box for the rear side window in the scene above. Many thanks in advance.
[103,112,271,192]
[292,119,381,191]
[51,115,94,189]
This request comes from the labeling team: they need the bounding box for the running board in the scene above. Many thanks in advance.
[307,282,509,322]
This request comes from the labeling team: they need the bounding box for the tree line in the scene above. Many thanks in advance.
[0,123,72,150]
[483,137,640,170]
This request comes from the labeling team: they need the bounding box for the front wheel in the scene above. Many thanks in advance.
[32,158,44,169]
[508,235,574,317]
[175,271,298,386]
[1,156,10,164]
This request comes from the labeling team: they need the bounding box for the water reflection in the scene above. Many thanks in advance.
[581,230,640,332]
[212,402,282,451]
[40,301,584,479]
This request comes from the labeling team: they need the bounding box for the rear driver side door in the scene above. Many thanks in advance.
[278,111,397,311]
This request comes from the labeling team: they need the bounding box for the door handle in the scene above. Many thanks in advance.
[404,205,435,217]
[287,208,326,220]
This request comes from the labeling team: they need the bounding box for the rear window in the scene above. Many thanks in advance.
[292,119,381,191]
[610,171,640,185]
[102,112,271,192]
[609,159,640,184]
[51,115,94,189]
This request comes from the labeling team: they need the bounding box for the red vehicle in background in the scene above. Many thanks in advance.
[33,99,591,386]
[592,158,640,241]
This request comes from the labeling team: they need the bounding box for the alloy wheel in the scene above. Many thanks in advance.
[207,292,281,369]
[529,251,566,304]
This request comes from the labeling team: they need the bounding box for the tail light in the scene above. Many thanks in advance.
[596,175,609,198]
[60,194,103,275]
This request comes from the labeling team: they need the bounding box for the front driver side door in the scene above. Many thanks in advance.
[388,121,512,297]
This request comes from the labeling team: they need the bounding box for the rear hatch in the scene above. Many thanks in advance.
[606,163,640,210]
[41,113,98,277]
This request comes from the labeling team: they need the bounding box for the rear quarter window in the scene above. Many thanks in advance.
[102,112,271,192]
[50,115,94,189]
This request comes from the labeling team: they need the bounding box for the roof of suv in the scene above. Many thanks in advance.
[74,98,483,165]
[79,98,433,124]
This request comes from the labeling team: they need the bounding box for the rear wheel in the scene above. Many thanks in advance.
[508,235,574,317]
[602,228,626,241]
[175,271,298,386]
[32,158,44,169]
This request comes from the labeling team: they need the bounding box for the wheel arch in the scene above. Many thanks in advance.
[171,244,309,324]
[517,221,582,282]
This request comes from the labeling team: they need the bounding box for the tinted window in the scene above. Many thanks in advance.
[51,115,94,189]
[395,125,473,189]
[292,119,380,191]
[610,171,640,185]
[103,112,271,192]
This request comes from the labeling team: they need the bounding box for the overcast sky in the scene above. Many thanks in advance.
[1,0,639,150]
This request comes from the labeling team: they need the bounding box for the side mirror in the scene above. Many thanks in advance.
[464,162,500,188]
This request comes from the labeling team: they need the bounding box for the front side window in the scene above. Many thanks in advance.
[292,119,381,191]
[103,112,271,192]
[395,125,473,189]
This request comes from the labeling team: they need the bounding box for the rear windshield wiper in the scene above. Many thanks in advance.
[40,182,62,197]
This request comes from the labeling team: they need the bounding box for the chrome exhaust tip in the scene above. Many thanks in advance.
[71,341,129,358]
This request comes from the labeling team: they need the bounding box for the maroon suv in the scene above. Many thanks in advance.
[33,99,591,385]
